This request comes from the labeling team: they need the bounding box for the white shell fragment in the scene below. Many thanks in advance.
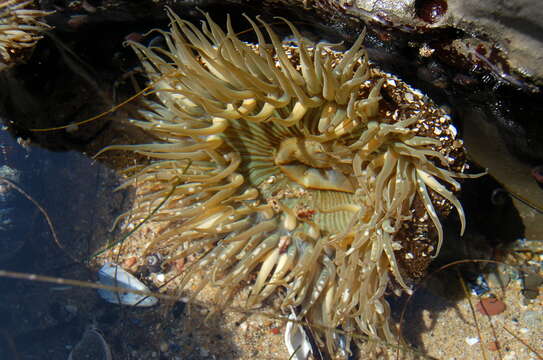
[284,309,313,360]
[97,263,158,307]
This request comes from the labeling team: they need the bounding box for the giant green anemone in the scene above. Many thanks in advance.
[100,9,479,356]
[0,0,50,71]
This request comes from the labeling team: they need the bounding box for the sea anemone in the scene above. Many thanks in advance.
[0,0,51,71]
[100,9,479,356]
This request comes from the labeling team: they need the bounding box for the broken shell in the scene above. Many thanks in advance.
[476,297,506,316]
[97,263,158,307]
[68,328,112,360]
[284,309,313,360]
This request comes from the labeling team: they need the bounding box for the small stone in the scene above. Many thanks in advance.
[67,15,89,29]
[486,264,512,289]
[522,273,543,299]
[531,165,543,183]
[487,341,500,351]
[81,0,97,13]
[123,257,137,269]
[466,337,479,345]
[174,258,185,273]
[476,297,506,316]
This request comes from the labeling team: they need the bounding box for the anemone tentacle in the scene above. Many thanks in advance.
[0,0,51,71]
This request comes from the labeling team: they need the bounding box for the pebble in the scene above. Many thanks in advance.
[487,341,500,351]
[82,0,97,13]
[174,258,185,272]
[466,337,479,345]
[522,273,543,299]
[67,15,89,29]
[520,310,542,329]
[200,347,209,357]
[531,165,543,183]
[476,297,506,316]
[504,352,517,360]
[123,257,137,269]
[486,264,512,289]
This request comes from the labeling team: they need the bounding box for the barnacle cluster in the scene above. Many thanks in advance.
[0,0,50,71]
[102,10,477,356]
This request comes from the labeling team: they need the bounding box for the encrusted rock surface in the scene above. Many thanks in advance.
[310,0,543,87]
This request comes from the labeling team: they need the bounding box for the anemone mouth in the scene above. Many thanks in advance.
[0,0,51,71]
[99,9,480,356]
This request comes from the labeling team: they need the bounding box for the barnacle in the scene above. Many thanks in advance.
[0,0,51,71]
[100,9,480,356]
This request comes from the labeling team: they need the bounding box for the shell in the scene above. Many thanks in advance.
[97,262,158,307]
[68,328,112,360]
[284,309,313,360]
[98,9,481,356]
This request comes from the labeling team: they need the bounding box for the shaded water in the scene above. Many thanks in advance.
[0,124,128,359]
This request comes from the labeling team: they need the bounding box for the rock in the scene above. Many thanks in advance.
[446,0,543,85]
[317,0,543,87]
[522,273,543,299]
